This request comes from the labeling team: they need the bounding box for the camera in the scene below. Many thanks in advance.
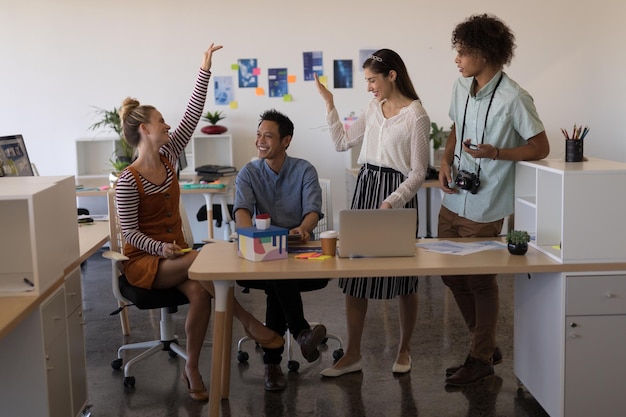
[455,169,480,194]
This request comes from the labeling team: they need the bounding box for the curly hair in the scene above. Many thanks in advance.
[452,13,516,67]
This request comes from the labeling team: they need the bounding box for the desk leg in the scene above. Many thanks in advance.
[208,280,233,417]
[202,194,215,240]
[425,187,432,238]
[221,286,234,398]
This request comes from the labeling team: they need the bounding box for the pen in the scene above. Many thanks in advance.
[23,277,35,287]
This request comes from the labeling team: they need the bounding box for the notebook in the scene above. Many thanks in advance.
[337,209,417,258]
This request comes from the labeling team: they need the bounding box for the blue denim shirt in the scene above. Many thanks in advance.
[233,156,322,230]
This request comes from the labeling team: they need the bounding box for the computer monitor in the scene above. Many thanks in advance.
[0,134,34,176]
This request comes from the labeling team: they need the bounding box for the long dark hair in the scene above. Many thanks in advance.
[363,49,419,101]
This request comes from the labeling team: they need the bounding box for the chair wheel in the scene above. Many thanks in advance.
[287,360,300,372]
[168,351,178,358]
[333,348,344,361]
[321,337,328,345]
[123,376,135,387]
[237,351,249,363]
[111,358,123,370]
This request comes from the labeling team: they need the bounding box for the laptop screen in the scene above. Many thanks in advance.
[0,134,34,177]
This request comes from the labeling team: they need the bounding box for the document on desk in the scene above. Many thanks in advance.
[416,240,507,255]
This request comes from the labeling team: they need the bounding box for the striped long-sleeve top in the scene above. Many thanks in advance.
[115,69,211,257]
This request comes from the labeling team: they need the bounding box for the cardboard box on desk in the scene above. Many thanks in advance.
[237,226,288,262]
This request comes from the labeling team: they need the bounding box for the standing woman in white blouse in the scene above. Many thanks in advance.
[314,49,430,377]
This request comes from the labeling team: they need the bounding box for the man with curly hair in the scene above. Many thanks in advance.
[437,14,550,386]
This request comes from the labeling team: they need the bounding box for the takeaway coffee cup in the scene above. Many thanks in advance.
[320,230,338,256]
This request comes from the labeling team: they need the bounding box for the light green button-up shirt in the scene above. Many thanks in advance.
[442,71,545,223]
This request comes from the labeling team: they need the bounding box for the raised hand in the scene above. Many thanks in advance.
[313,73,335,112]
[201,43,224,72]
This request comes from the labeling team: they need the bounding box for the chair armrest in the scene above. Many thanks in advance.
[102,250,129,262]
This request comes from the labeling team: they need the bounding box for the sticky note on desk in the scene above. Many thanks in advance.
[295,252,332,260]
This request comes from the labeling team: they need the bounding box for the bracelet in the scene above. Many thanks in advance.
[494,147,500,160]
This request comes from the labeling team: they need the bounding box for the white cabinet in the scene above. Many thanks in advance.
[515,272,626,417]
[0,176,79,296]
[514,158,626,263]
[65,267,88,417]
[513,158,626,417]
[0,176,87,417]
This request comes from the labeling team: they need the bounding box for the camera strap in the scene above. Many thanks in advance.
[457,72,504,179]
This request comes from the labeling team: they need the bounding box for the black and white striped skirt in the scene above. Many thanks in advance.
[338,163,419,299]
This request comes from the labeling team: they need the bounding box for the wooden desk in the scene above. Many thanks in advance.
[189,239,626,417]
[76,176,234,240]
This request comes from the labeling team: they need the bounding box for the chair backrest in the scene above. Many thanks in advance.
[106,189,193,307]
[312,178,332,237]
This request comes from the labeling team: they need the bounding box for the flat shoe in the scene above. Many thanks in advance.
[392,356,412,374]
[181,371,208,402]
[320,360,363,377]
[244,327,285,350]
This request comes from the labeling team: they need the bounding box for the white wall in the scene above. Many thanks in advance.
[2,0,625,225]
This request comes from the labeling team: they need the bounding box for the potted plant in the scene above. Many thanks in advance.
[89,106,135,174]
[506,229,531,255]
[430,122,451,168]
[201,110,228,134]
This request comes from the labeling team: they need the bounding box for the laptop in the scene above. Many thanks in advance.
[337,209,417,258]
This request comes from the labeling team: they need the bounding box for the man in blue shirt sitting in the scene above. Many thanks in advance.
[233,109,327,391]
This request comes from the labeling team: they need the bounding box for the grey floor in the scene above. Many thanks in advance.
[81,249,550,417]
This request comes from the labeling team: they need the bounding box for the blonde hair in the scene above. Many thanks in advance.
[119,97,156,147]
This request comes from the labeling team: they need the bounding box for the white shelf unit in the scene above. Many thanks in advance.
[76,134,233,178]
[181,133,233,174]
[76,137,125,180]
[514,158,626,263]
[0,176,79,296]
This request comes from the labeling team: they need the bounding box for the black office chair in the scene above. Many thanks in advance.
[103,191,199,388]
[235,278,344,371]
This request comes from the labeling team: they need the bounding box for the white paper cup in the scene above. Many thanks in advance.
[256,217,271,230]
[320,230,338,256]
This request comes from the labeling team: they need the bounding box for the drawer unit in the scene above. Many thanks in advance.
[566,274,626,315]
[42,287,67,346]
[64,268,82,314]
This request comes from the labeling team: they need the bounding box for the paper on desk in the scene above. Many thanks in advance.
[416,240,507,255]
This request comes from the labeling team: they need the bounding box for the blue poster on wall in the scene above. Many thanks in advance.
[303,51,323,81]
[214,76,234,105]
[238,58,258,88]
[268,68,288,97]
[333,59,353,89]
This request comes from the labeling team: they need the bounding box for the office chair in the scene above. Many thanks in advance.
[102,190,198,388]
[235,178,344,372]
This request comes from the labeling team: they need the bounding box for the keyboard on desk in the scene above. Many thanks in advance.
[199,174,221,183]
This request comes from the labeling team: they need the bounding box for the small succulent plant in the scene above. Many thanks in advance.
[506,230,531,245]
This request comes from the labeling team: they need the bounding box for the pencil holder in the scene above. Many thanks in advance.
[565,139,583,162]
